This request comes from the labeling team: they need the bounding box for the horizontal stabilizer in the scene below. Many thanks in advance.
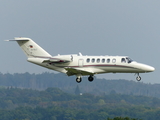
[5,39,29,42]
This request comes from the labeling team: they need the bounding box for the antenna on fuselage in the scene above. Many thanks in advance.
[79,52,82,56]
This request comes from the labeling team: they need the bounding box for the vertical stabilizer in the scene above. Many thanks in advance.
[7,37,52,58]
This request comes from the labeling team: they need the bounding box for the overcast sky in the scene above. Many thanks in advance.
[1,1,159,83]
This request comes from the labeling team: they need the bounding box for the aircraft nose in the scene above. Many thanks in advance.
[136,63,155,72]
[149,66,155,72]
[145,65,155,72]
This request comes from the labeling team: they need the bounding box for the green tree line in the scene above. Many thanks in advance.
[0,87,159,119]
[0,72,160,98]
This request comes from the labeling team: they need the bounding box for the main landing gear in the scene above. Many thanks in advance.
[76,75,94,83]
[76,77,82,83]
[88,75,94,82]
[136,73,141,81]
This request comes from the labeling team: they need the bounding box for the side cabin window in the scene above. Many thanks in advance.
[86,58,90,63]
[97,58,100,63]
[107,59,110,63]
[121,58,126,63]
[112,58,116,63]
[102,58,105,63]
[92,58,95,63]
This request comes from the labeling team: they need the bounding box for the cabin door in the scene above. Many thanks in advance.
[78,59,84,67]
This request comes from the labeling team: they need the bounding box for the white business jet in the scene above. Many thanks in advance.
[6,37,155,83]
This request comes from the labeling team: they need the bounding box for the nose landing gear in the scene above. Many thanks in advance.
[136,73,141,81]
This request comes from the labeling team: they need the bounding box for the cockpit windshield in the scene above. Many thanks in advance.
[126,57,133,63]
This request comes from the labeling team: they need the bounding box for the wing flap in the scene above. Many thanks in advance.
[65,67,94,76]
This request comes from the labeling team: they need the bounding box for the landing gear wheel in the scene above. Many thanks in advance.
[136,76,141,81]
[76,78,82,83]
[88,76,94,82]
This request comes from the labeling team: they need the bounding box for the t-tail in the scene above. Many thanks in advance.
[6,37,52,58]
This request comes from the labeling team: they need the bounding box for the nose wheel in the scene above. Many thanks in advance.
[136,73,141,81]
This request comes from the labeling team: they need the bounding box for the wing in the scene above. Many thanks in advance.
[65,67,94,76]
